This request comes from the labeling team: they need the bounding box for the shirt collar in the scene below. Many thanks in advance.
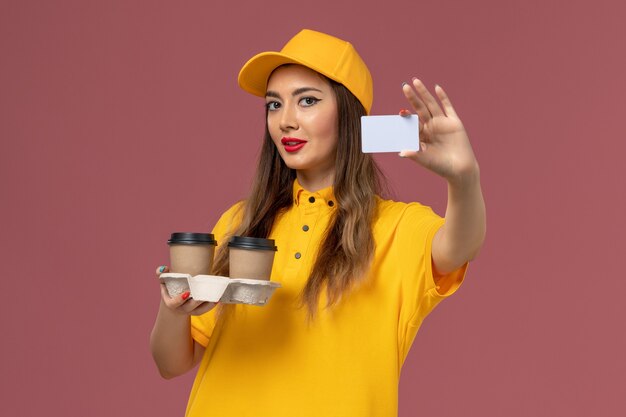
[292,179,337,208]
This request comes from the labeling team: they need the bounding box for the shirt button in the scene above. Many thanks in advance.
[302,225,309,232]
[295,252,302,259]
[308,196,315,203]
[328,200,334,207]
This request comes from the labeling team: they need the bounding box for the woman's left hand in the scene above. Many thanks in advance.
[400,78,478,184]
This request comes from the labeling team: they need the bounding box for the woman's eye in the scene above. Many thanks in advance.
[266,101,280,111]
[299,97,320,107]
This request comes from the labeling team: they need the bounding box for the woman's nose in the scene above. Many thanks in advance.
[279,105,298,132]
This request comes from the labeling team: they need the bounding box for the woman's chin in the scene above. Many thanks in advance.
[280,156,309,171]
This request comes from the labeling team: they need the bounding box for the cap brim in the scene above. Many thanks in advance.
[239,51,339,98]
[238,52,302,97]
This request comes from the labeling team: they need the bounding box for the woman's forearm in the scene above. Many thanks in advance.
[150,300,198,379]
[432,165,486,275]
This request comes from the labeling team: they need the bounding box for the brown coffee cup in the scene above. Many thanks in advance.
[168,232,217,275]
[228,236,277,280]
[163,232,217,296]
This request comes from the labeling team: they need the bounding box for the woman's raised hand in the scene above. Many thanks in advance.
[156,266,216,316]
[399,78,479,184]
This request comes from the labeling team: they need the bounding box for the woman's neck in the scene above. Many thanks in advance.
[296,169,335,192]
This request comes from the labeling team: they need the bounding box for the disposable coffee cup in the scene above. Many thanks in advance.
[164,232,217,296]
[228,236,277,280]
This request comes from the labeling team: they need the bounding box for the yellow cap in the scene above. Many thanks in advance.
[238,29,373,114]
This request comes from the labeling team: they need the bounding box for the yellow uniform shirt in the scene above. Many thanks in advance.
[187,180,466,417]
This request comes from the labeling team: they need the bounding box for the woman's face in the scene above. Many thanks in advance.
[265,65,338,182]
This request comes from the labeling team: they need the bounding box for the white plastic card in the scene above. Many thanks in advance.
[361,115,419,153]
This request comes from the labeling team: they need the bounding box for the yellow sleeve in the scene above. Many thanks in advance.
[392,203,467,360]
[189,202,244,347]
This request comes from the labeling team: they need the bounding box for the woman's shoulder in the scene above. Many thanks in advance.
[374,195,439,222]
[211,201,245,240]
[373,196,444,245]
[219,200,245,218]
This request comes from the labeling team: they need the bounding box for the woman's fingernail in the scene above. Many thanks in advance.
[399,152,406,158]
[158,266,166,273]
[402,81,408,87]
[182,291,190,300]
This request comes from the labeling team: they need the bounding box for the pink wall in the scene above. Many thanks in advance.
[1,0,625,415]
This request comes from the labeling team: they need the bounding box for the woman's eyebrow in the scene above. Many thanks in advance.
[265,87,323,99]
[291,87,323,96]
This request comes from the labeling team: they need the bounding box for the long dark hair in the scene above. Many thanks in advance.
[212,73,385,318]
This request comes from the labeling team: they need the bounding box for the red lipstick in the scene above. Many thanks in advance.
[281,137,307,153]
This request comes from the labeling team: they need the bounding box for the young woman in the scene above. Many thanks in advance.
[150,29,485,416]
